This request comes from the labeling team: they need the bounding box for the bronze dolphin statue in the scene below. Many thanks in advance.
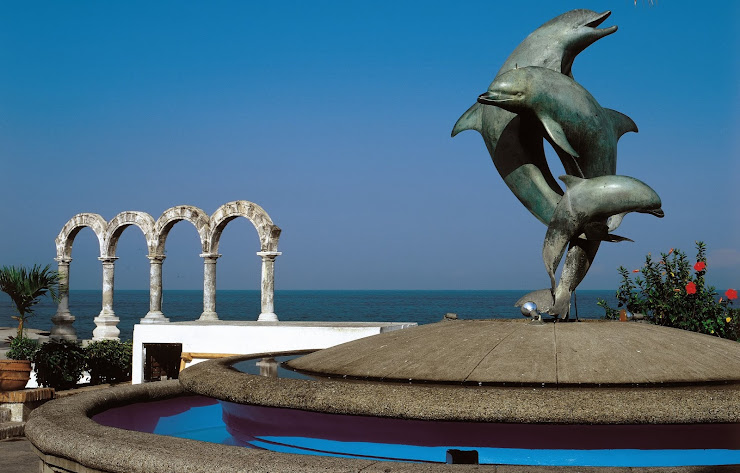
[480,66,639,317]
[452,9,618,225]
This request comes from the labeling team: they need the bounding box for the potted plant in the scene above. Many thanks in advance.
[0,264,60,391]
[1,337,40,390]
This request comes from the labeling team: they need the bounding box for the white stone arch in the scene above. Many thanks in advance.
[209,200,281,253]
[154,205,211,255]
[104,211,157,258]
[209,200,282,321]
[55,213,107,260]
[51,213,108,342]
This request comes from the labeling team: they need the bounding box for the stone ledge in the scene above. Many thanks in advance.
[0,421,24,440]
[0,388,55,403]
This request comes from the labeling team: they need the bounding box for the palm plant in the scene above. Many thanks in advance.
[0,264,61,339]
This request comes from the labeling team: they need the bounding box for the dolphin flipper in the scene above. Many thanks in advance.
[607,212,626,232]
[541,116,580,158]
[583,222,633,242]
[605,108,638,138]
[452,102,483,137]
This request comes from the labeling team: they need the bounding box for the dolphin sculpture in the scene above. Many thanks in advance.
[543,175,664,316]
[451,9,618,225]
[477,65,640,318]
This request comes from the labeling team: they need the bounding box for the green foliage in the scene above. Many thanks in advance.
[6,336,40,361]
[85,339,133,385]
[598,241,739,341]
[33,339,87,390]
[0,264,61,338]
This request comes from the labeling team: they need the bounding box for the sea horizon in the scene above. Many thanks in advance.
[1,289,618,341]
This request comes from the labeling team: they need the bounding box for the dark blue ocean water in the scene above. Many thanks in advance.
[0,290,616,341]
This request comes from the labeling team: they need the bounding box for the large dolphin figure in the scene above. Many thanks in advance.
[543,175,664,316]
[477,66,637,181]
[451,9,618,225]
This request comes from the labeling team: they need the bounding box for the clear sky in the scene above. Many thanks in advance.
[0,1,737,292]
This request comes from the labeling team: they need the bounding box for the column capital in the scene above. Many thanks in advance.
[257,251,282,259]
[199,253,222,260]
[147,254,166,263]
[98,256,119,264]
[55,256,72,264]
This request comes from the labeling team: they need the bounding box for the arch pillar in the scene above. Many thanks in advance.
[93,256,120,340]
[140,255,169,324]
[199,253,221,320]
[257,251,281,321]
[51,256,77,341]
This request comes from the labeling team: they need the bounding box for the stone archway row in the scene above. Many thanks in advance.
[52,201,282,341]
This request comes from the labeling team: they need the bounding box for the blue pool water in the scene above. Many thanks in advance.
[92,355,740,467]
[93,396,740,467]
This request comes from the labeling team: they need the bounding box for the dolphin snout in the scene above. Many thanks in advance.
[646,208,665,218]
[477,91,513,105]
[584,11,617,38]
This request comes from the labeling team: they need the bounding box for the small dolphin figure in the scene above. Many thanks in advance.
[543,175,664,316]
[452,9,618,225]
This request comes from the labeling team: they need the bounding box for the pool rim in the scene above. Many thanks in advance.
[25,379,740,473]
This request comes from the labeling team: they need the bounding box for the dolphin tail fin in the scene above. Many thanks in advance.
[451,103,483,137]
[605,108,639,138]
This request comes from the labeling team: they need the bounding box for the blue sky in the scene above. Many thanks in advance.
[0,1,737,291]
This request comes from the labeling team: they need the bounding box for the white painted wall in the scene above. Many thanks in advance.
[131,321,416,384]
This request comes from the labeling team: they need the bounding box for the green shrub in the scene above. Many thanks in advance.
[33,339,87,390]
[85,339,132,385]
[598,241,738,341]
[6,336,40,361]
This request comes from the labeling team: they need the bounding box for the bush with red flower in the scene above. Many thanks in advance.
[598,241,738,341]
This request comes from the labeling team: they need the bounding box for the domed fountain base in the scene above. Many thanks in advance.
[287,319,740,387]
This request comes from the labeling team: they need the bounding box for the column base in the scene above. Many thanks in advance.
[258,312,279,322]
[50,312,77,341]
[140,311,170,324]
[198,311,219,321]
[92,314,121,341]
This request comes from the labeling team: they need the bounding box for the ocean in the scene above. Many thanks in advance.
[0,290,617,341]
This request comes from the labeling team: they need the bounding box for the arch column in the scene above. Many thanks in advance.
[93,256,120,340]
[51,256,77,341]
[199,253,221,320]
[257,251,281,321]
[140,255,169,324]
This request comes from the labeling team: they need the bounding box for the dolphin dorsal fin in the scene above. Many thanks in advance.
[451,102,483,137]
[541,116,580,158]
[605,108,638,139]
[558,174,584,189]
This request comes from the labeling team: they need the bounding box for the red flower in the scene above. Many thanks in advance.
[632,269,640,273]
[685,282,697,295]
[668,248,674,255]
[726,289,738,300]
[694,261,706,272]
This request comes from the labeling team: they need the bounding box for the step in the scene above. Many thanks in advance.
[0,421,25,440]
